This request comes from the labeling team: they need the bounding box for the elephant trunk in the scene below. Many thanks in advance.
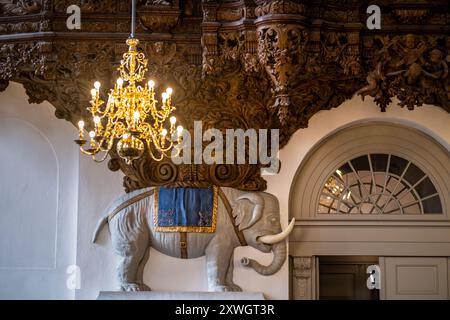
[241,241,286,276]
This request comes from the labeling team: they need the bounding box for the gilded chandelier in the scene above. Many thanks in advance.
[74,0,182,164]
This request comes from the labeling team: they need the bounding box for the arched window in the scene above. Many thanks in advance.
[319,154,443,215]
[290,122,449,221]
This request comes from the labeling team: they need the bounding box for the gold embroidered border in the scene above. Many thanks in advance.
[154,186,218,233]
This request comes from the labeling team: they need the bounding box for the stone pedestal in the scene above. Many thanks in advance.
[97,291,266,300]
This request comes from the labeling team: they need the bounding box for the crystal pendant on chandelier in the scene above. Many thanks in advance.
[74,2,183,165]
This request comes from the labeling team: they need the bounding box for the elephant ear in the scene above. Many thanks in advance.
[232,193,265,231]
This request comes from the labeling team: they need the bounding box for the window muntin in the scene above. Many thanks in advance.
[318,154,443,215]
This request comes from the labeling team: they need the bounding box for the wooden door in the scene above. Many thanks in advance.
[380,257,449,300]
[318,256,380,300]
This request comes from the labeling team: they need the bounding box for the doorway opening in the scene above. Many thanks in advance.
[318,256,380,300]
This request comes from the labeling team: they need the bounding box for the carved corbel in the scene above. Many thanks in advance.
[292,256,314,300]
[253,1,309,124]
[256,23,308,124]
[138,0,180,32]
[201,1,221,78]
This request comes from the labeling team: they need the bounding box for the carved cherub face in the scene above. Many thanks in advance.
[266,29,275,38]
[405,34,416,49]
[430,49,443,64]
[154,42,164,54]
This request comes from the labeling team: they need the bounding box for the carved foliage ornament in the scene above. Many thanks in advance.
[255,0,305,16]
[358,34,450,112]
[257,25,309,124]
[0,0,42,16]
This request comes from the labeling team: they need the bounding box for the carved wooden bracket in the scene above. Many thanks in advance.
[0,0,449,191]
[292,256,314,300]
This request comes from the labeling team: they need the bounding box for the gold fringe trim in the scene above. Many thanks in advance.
[154,186,218,233]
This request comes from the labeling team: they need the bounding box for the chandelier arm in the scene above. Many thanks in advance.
[94,104,111,118]
[146,139,164,162]
[79,146,98,156]
[98,137,114,152]
[156,140,175,153]
[157,108,176,121]
[138,123,150,134]
[161,148,176,158]
[92,151,109,163]
[170,145,182,158]
[154,112,170,120]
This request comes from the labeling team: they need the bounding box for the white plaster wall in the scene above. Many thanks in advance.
[0,82,78,299]
[74,156,123,299]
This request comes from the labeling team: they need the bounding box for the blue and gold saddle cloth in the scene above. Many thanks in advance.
[154,186,218,233]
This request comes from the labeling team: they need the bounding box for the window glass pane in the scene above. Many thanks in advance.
[351,155,370,172]
[403,163,425,186]
[388,155,408,177]
[370,154,388,172]
[338,162,352,175]
[422,195,443,214]
[338,203,350,213]
[318,204,330,213]
[403,203,421,215]
[386,177,398,193]
[415,177,437,198]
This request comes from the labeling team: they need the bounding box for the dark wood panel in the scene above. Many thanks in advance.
[319,256,380,300]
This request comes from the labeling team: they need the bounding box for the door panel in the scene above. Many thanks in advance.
[382,257,448,300]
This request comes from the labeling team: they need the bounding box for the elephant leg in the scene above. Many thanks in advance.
[135,245,151,290]
[205,236,236,292]
[224,252,242,292]
[111,227,150,292]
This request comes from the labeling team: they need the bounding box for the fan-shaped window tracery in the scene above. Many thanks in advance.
[318,154,443,215]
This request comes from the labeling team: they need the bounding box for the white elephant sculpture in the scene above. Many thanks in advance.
[92,186,295,292]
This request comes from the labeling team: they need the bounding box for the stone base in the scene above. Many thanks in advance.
[97,291,266,300]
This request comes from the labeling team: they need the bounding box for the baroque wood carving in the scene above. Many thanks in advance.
[0,0,449,191]
[358,34,449,112]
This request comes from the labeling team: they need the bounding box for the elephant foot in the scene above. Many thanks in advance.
[211,285,241,292]
[225,283,242,292]
[121,282,151,292]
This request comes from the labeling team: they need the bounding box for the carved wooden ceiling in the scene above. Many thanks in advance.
[0,0,449,191]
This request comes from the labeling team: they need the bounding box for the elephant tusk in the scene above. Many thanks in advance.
[257,218,295,244]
